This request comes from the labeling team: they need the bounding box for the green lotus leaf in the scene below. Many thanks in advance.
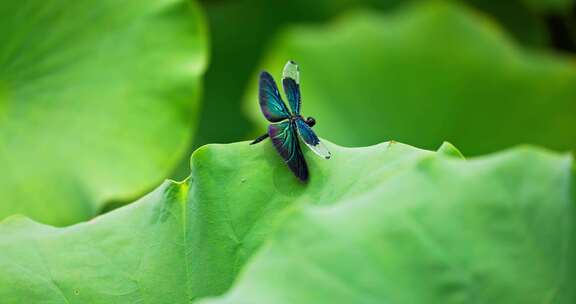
[244,2,576,155]
[0,140,574,303]
[203,144,575,303]
[0,0,208,225]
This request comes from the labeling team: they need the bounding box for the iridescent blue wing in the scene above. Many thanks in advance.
[268,120,308,181]
[282,60,301,115]
[295,118,331,159]
[259,71,291,122]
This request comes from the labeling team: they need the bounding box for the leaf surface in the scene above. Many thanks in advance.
[0,0,208,225]
[1,140,574,303]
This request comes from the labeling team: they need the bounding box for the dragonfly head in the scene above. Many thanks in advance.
[305,116,316,127]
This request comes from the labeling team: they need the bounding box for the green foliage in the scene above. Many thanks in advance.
[195,0,573,156]
[0,0,208,225]
[0,141,573,303]
[245,2,576,155]
[193,0,386,150]
[1,0,575,302]
[205,145,575,303]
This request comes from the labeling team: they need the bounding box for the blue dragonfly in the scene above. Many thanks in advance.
[251,60,331,182]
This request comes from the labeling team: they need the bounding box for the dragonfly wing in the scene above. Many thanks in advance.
[296,118,331,159]
[282,60,301,114]
[268,120,308,181]
[259,71,291,122]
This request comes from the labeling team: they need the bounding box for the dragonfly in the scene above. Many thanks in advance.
[250,60,331,182]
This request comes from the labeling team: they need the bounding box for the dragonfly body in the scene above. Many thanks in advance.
[250,116,315,145]
[251,61,330,182]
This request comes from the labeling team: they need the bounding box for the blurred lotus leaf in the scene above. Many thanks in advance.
[197,0,572,154]
[245,2,576,155]
[0,141,573,303]
[0,0,208,225]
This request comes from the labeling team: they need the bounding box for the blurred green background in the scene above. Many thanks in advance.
[1,0,575,226]
[194,0,576,150]
[188,0,576,177]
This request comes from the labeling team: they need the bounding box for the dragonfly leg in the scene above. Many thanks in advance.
[250,133,269,145]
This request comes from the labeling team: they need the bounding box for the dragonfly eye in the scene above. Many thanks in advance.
[306,116,316,127]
